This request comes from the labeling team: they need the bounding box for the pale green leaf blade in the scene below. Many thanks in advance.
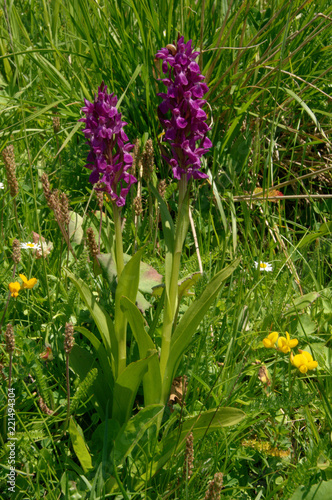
[69,418,93,473]
[167,259,240,380]
[66,270,116,371]
[112,404,164,463]
[290,480,332,500]
[112,351,158,425]
[120,296,161,405]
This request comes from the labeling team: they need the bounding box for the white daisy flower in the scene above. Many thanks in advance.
[254,261,273,272]
[0,182,4,189]
[20,242,42,251]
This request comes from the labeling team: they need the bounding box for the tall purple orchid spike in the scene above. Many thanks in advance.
[155,36,212,180]
[80,82,137,207]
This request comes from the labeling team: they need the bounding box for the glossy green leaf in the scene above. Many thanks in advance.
[69,345,111,419]
[69,418,93,473]
[112,351,159,425]
[152,272,202,298]
[141,407,245,483]
[75,326,113,384]
[66,270,117,373]
[298,221,332,249]
[290,480,332,500]
[164,259,240,399]
[284,292,320,316]
[112,404,164,463]
[98,252,162,294]
[120,296,161,405]
[114,248,143,375]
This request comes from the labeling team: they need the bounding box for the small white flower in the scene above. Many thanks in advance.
[0,182,4,190]
[254,261,273,272]
[20,242,42,251]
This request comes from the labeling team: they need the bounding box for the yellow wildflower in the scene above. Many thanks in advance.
[19,274,37,289]
[290,349,318,374]
[9,282,21,298]
[262,331,278,348]
[277,331,298,353]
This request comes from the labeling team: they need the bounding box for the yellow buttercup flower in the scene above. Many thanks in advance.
[277,331,298,353]
[9,282,21,298]
[262,331,278,348]
[19,274,37,289]
[290,349,318,374]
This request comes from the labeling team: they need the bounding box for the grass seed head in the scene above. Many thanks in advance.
[2,145,19,197]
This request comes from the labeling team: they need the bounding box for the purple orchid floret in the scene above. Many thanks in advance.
[79,82,137,207]
[155,36,212,180]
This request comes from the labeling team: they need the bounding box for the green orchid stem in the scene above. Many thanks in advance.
[113,203,124,278]
[113,202,126,376]
[160,175,190,402]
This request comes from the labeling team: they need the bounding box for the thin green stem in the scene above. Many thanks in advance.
[160,176,189,401]
[113,202,124,278]
[113,202,126,376]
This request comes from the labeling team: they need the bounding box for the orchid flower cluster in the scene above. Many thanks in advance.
[80,82,137,207]
[155,36,212,181]
[263,331,318,374]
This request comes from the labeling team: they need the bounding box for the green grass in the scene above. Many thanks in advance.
[1,0,332,498]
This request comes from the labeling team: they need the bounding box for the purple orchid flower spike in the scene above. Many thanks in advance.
[79,82,137,207]
[155,36,212,181]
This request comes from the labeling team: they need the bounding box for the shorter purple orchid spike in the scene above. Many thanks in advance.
[79,82,137,207]
[155,36,212,180]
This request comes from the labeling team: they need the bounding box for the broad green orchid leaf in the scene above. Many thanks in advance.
[112,404,164,464]
[66,270,117,374]
[290,480,332,500]
[69,418,93,473]
[69,345,110,419]
[152,272,202,298]
[112,351,159,425]
[75,326,114,385]
[114,248,143,375]
[139,407,245,484]
[98,252,162,294]
[164,259,240,403]
[284,292,320,316]
[120,296,162,406]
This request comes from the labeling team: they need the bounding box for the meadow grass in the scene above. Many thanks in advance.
[1,0,332,498]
